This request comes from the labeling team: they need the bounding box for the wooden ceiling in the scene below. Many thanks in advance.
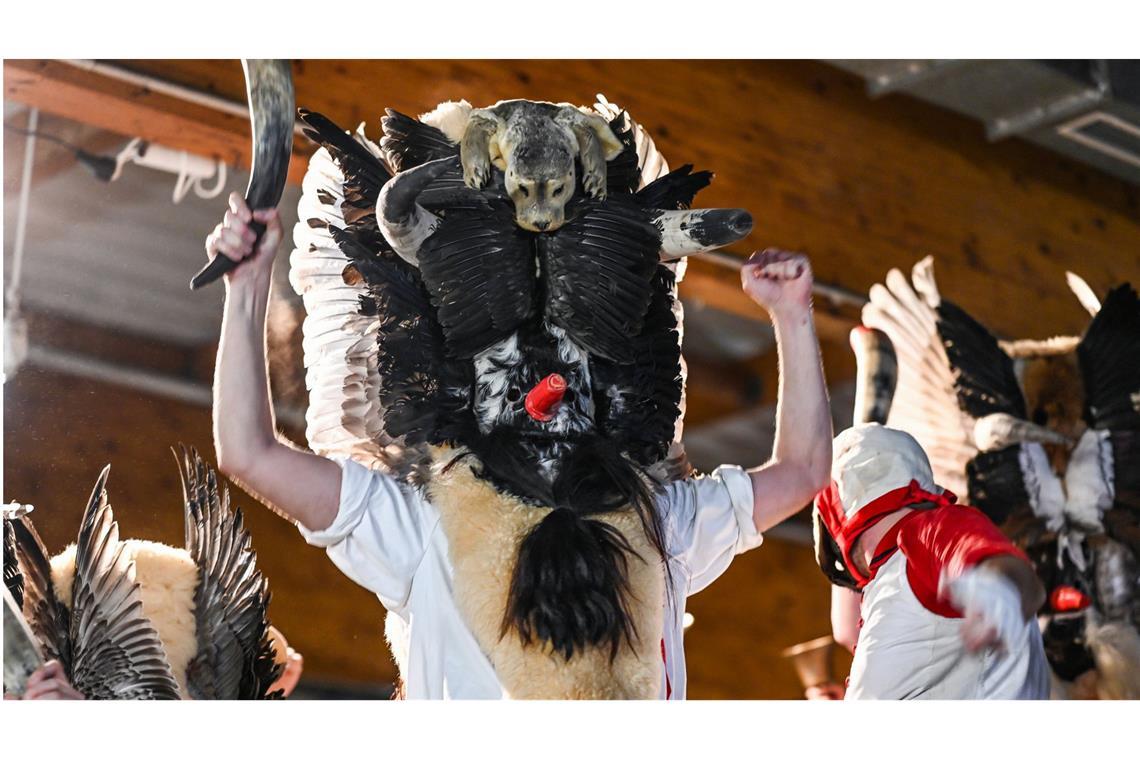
[9,58,1137,428]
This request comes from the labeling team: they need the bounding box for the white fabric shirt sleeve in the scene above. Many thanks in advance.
[296,457,437,611]
[661,464,763,596]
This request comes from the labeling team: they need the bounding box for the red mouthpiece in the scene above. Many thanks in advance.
[1049,585,1091,613]
[525,373,567,423]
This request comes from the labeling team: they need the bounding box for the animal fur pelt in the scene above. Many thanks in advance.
[428,449,663,699]
[1085,617,1140,699]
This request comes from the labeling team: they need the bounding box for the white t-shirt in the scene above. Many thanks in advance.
[298,458,762,699]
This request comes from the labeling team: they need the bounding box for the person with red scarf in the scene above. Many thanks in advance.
[813,423,1049,699]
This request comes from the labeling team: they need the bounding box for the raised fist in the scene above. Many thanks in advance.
[740,248,814,318]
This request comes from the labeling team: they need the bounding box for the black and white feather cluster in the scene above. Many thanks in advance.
[6,451,281,699]
[179,447,281,700]
[10,468,180,700]
[298,107,693,473]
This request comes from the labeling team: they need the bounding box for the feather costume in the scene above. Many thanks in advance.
[289,96,751,695]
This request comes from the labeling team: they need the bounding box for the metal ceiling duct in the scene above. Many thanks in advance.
[830,60,1140,185]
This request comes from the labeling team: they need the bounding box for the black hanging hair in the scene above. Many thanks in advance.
[482,435,672,661]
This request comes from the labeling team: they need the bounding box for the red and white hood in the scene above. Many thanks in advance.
[814,423,953,586]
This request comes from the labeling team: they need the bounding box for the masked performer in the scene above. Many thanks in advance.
[206,97,831,699]
[847,258,1140,699]
[3,449,281,700]
[812,423,1049,699]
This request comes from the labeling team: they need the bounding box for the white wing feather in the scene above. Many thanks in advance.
[288,128,402,471]
[861,257,977,496]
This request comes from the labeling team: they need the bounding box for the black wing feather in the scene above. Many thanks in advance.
[634,164,713,210]
[539,197,661,362]
[967,446,1032,527]
[179,447,281,700]
[69,467,181,700]
[417,206,537,359]
[299,109,393,256]
[10,516,70,666]
[1078,283,1140,431]
[336,228,472,445]
[604,111,641,197]
[591,267,683,464]
[380,108,460,173]
[937,300,1027,418]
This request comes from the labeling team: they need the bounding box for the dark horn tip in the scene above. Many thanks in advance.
[728,209,753,236]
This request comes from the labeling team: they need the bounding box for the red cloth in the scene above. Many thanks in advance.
[815,479,959,587]
[868,504,1029,617]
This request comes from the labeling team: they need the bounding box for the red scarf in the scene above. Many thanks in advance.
[815,479,957,587]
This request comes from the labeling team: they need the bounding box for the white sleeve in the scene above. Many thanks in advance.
[296,458,437,611]
[661,464,763,596]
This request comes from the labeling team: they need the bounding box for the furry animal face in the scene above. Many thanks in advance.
[503,141,574,232]
[499,116,577,232]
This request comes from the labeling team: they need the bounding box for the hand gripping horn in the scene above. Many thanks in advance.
[190,59,295,289]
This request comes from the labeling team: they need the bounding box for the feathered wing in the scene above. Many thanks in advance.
[416,204,537,359]
[68,466,181,700]
[4,514,24,609]
[179,448,281,700]
[539,196,661,362]
[595,95,697,476]
[591,266,684,466]
[380,108,460,173]
[9,515,70,666]
[861,258,999,498]
[594,95,671,190]
[1078,284,1140,544]
[294,110,477,464]
[635,164,713,211]
[290,111,410,472]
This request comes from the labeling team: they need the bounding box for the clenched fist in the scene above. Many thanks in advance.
[204,191,283,286]
[740,248,814,319]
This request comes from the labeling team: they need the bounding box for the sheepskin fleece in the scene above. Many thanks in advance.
[1086,618,1140,700]
[418,100,473,143]
[427,451,664,699]
[50,540,199,697]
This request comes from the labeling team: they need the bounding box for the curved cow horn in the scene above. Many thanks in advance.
[651,208,753,261]
[850,326,897,426]
[973,413,1072,452]
[377,156,454,265]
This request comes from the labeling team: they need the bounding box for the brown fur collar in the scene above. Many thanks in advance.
[427,450,664,699]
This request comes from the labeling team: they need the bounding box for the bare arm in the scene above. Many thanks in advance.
[739,249,833,532]
[830,585,862,654]
[208,192,341,531]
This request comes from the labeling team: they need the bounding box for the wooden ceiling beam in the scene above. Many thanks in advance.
[6,60,825,348]
[4,59,312,185]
